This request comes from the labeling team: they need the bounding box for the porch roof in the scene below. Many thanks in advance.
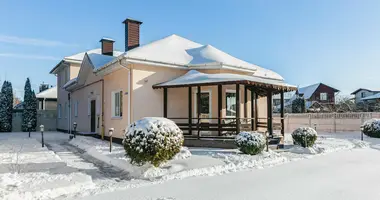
[153,70,297,92]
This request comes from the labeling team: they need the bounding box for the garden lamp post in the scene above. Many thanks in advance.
[314,123,317,131]
[40,125,45,147]
[109,128,114,152]
[360,125,364,141]
[73,122,77,138]
[28,122,32,138]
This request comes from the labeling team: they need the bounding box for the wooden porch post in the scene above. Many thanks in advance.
[163,88,168,118]
[236,84,240,133]
[280,90,285,137]
[188,87,192,135]
[197,86,201,138]
[251,88,254,131]
[267,90,273,136]
[244,85,248,119]
[218,85,222,136]
[254,92,258,131]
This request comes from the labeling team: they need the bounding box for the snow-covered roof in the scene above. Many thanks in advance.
[298,83,320,100]
[119,34,283,80]
[64,48,123,62]
[36,86,57,99]
[63,77,77,89]
[153,70,295,90]
[87,53,117,70]
[351,88,380,95]
[362,93,380,101]
[50,48,123,74]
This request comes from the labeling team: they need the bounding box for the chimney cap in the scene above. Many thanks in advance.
[122,18,143,25]
[99,37,115,43]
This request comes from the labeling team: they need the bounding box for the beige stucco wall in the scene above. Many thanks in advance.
[56,64,70,131]
[70,63,80,79]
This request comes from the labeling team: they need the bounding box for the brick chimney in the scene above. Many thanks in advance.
[99,38,115,56]
[122,18,143,51]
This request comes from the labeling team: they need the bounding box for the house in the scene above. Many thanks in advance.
[273,92,294,107]
[297,83,339,105]
[36,86,57,110]
[50,18,296,141]
[351,88,380,104]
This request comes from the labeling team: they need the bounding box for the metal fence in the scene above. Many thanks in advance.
[274,112,379,133]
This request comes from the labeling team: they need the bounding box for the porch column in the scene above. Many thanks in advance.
[236,84,240,133]
[280,90,285,137]
[197,86,201,138]
[188,87,192,135]
[163,88,168,118]
[250,89,254,131]
[218,85,222,136]
[244,85,248,119]
[254,92,258,131]
[267,90,273,136]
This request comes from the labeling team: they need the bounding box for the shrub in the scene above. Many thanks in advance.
[292,127,317,147]
[235,132,266,155]
[292,96,306,113]
[362,118,380,138]
[123,117,184,167]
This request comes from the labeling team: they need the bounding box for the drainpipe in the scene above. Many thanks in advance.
[119,60,131,126]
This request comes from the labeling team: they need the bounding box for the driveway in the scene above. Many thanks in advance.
[76,147,380,200]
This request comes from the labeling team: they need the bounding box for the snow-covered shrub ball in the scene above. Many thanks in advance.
[362,118,380,138]
[123,117,184,167]
[292,127,317,148]
[235,132,266,155]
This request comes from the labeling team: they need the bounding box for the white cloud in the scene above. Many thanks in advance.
[0,53,59,61]
[0,34,77,47]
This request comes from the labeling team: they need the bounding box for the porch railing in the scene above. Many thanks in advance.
[169,117,282,139]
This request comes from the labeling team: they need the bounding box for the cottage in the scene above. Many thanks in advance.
[50,18,296,143]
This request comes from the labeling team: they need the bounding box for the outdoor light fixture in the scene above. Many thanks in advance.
[28,121,32,138]
[40,125,45,147]
[73,122,77,138]
[360,125,364,141]
[109,128,114,152]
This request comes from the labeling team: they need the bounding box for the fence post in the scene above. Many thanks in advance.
[333,112,337,133]
[361,113,364,125]
[308,114,311,127]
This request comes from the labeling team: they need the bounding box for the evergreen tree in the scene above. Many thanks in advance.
[0,81,13,132]
[22,78,37,131]
[292,96,306,113]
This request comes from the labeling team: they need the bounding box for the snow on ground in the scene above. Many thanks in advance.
[0,131,377,200]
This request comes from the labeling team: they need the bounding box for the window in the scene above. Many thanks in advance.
[361,92,366,98]
[112,91,123,117]
[320,93,327,101]
[226,90,236,117]
[58,104,62,118]
[74,101,78,117]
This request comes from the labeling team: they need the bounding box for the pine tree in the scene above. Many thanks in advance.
[0,81,13,132]
[22,78,37,132]
[292,96,306,113]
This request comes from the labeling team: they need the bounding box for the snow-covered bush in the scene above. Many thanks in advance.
[123,117,184,167]
[362,119,380,138]
[292,127,317,147]
[235,132,266,155]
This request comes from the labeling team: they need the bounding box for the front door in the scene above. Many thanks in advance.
[90,100,96,132]
[194,91,211,122]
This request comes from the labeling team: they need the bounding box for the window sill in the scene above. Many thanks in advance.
[111,116,123,120]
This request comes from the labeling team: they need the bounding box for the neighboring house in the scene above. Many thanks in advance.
[36,86,57,110]
[50,18,295,139]
[351,88,380,104]
[297,83,339,105]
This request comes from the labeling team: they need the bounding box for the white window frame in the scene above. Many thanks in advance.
[58,104,61,118]
[320,93,327,101]
[74,100,78,117]
[225,89,237,118]
[112,90,123,118]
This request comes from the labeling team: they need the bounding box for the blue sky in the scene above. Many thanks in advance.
[1,0,380,98]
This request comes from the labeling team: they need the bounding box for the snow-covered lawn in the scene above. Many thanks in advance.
[0,131,377,200]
